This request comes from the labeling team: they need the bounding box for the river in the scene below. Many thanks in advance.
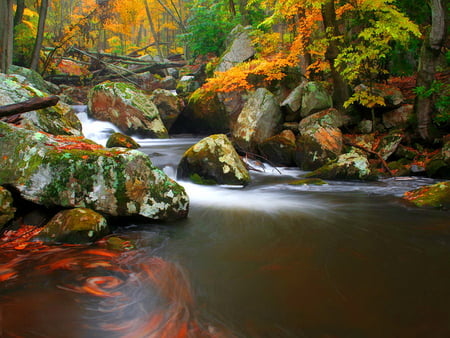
[1,109,449,337]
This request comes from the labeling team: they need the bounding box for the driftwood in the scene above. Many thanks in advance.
[344,140,394,176]
[0,95,59,118]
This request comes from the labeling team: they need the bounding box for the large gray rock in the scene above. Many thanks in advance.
[232,88,282,153]
[300,82,333,117]
[382,104,413,129]
[0,186,15,229]
[216,25,256,72]
[0,73,82,136]
[0,122,189,220]
[281,83,304,122]
[9,65,60,94]
[177,134,250,186]
[88,81,168,138]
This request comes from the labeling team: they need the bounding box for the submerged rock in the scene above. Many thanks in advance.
[232,88,282,153]
[0,73,82,136]
[88,81,168,138]
[106,132,140,149]
[177,134,250,186]
[0,187,15,229]
[403,182,450,209]
[0,122,189,220]
[39,208,109,244]
[305,150,377,181]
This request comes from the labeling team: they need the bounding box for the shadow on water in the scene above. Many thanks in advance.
[2,112,450,337]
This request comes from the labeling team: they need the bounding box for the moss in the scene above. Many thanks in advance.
[403,182,450,209]
[189,173,218,185]
[288,178,327,185]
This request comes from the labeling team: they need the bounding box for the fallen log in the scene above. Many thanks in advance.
[0,95,60,118]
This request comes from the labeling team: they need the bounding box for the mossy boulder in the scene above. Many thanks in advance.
[0,186,15,229]
[305,150,378,181]
[185,87,229,134]
[300,82,333,118]
[177,134,250,186]
[39,208,109,244]
[0,73,82,136]
[288,178,327,186]
[258,130,296,166]
[106,132,140,149]
[0,122,189,220]
[88,81,168,138]
[9,65,60,94]
[403,182,450,209]
[232,88,282,153]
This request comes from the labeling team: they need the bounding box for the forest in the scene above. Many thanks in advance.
[0,0,448,141]
[1,1,450,337]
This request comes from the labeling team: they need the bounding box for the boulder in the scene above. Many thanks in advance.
[403,182,450,209]
[106,132,140,149]
[9,65,60,94]
[88,81,168,138]
[258,130,296,166]
[232,88,282,153]
[184,88,229,134]
[300,82,333,118]
[296,108,344,170]
[176,75,200,97]
[39,208,109,244]
[177,134,250,186]
[426,140,450,179]
[0,187,15,229]
[345,132,403,161]
[0,122,189,220]
[215,25,255,72]
[281,83,304,122]
[0,73,82,136]
[305,150,377,181]
[150,89,184,130]
[382,104,413,129]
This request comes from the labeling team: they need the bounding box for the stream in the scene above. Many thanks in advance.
[1,108,450,337]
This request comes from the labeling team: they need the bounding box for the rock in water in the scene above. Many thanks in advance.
[88,81,168,138]
[403,182,450,209]
[177,134,250,186]
[39,208,109,244]
[106,132,140,149]
[0,122,189,220]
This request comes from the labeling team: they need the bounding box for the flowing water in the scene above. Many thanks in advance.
[1,110,450,337]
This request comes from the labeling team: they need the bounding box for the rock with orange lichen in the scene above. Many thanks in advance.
[106,132,140,149]
[0,121,189,220]
[403,182,450,209]
[295,108,344,170]
[88,82,168,138]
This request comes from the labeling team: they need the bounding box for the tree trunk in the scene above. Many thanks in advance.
[415,0,447,140]
[0,0,14,73]
[0,95,60,118]
[30,0,49,71]
[14,0,26,27]
[144,0,166,60]
[321,0,350,110]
